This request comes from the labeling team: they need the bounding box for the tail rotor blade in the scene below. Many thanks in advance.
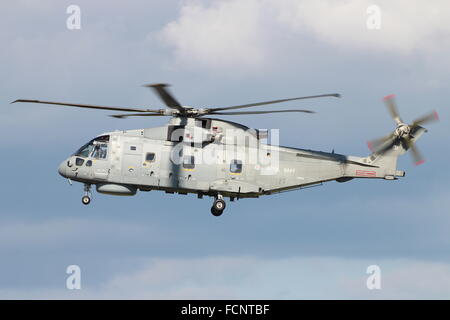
[367,133,395,152]
[411,110,439,128]
[383,94,403,125]
[408,140,425,165]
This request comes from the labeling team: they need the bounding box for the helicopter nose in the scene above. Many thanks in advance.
[58,161,67,178]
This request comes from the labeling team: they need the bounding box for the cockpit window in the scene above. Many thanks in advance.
[75,142,94,157]
[75,158,85,166]
[95,135,109,142]
[74,135,110,159]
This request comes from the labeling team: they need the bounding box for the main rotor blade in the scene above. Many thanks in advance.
[411,110,439,128]
[383,94,403,125]
[209,93,341,112]
[11,99,158,113]
[110,112,167,119]
[209,109,315,115]
[143,83,185,112]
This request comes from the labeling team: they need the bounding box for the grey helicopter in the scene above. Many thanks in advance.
[12,84,438,216]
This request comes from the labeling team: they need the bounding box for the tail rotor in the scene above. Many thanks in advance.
[368,94,438,165]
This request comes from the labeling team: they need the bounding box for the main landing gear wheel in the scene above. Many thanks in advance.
[82,196,91,205]
[211,199,226,216]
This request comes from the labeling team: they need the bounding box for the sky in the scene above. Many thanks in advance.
[1,0,450,299]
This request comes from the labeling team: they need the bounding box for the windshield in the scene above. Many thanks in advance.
[74,135,110,159]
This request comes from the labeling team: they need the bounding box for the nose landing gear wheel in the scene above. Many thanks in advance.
[211,199,226,216]
[211,207,222,216]
[82,184,92,205]
[82,196,91,205]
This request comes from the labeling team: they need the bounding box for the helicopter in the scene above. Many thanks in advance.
[12,84,438,216]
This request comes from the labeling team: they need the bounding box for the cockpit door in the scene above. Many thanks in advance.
[89,141,110,180]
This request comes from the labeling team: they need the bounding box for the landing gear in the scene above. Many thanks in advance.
[211,195,226,216]
[82,195,91,205]
[82,184,92,205]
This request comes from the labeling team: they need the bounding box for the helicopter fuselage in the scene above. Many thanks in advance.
[58,117,407,202]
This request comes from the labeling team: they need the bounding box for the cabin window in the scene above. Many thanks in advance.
[195,118,211,129]
[86,160,92,167]
[183,155,195,169]
[230,159,242,173]
[145,152,156,162]
[130,146,136,151]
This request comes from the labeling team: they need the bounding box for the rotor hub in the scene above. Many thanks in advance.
[394,123,410,138]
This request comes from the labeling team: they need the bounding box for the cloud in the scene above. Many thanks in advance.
[3,255,450,299]
[159,0,268,71]
[276,0,450,54]
[159,0,450,71]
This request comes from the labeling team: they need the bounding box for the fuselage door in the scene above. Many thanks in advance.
[142,142,162,187]
[122,141,143,182]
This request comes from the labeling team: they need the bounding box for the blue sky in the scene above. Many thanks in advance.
[1,0,450,299]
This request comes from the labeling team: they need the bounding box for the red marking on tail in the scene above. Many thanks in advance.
[383,94,395,101]
[356,170,376,177]
[433,110,439,121]
[367,141,374,152]
[415,160,425,166]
